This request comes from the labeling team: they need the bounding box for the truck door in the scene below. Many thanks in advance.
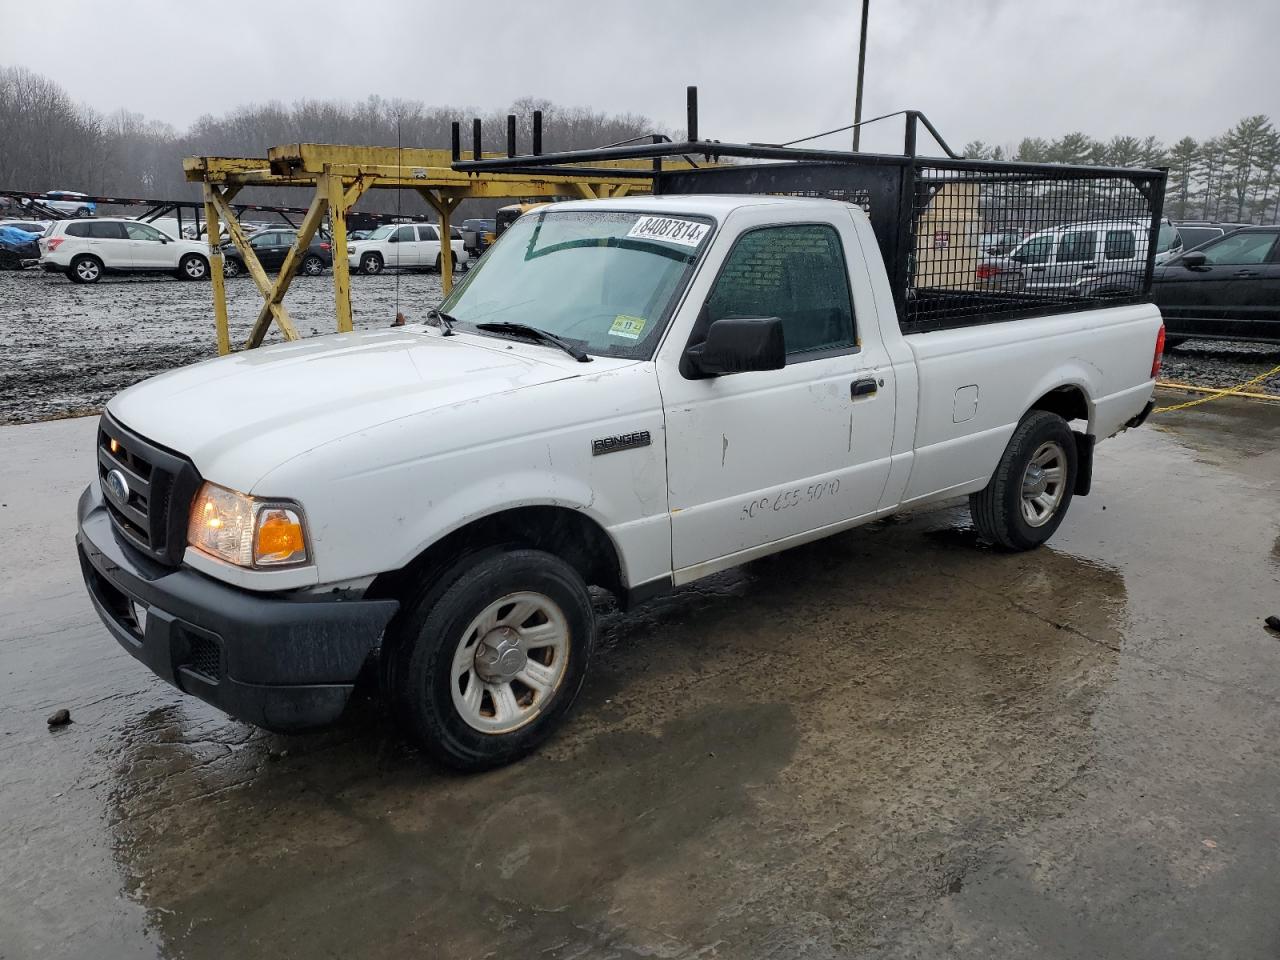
[658,218,897,576]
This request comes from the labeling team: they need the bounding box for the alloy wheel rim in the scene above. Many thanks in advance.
[450,591,569,734]
[77,260,98,280]
[186,258,205,278]
[1020,441,1066,527]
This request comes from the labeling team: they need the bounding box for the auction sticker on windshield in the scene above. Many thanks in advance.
[626,216,710,248]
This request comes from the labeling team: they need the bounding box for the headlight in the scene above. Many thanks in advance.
[187,482,310,568]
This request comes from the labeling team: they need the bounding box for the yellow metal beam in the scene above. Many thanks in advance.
[417,189,463,294]
[325,172,354,334]
[246,187,329,348]
[202,185,231,356]
[207,186,299,343]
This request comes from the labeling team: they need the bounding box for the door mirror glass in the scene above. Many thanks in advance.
[686,317,786,377]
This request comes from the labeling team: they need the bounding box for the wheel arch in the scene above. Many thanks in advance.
[368,504,625,605]
[1026,381,1095,496]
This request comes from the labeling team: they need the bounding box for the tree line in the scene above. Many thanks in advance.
[0,66,659,217]
[963,116,1280,224]
[3,64,1277,225]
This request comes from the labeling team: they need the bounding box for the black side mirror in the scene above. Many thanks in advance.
[686,316,786,377]
[388,235,399,243]
[1181,250,1208,269]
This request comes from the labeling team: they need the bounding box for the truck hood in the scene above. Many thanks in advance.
[107,326,598,492]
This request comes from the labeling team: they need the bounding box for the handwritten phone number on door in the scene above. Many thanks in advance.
[740,478,841,520]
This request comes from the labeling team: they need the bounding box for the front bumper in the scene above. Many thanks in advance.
[76,483,399,731]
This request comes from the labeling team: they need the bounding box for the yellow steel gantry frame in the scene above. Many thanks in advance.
[184,143,665,354]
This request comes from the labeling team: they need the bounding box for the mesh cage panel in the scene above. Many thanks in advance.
[905,163,1163,332]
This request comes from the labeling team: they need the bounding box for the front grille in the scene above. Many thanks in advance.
[181,634,222,682]
[98,413,202,566]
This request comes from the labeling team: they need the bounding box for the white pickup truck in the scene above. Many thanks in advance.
[77,194,1162,770]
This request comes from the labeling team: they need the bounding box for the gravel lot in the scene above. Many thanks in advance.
[0,267,448,424]
[0,266,1276,424]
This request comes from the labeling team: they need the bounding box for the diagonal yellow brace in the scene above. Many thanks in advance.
[206,186,299,343]
[415,189,462,294]
[246,186,330,347]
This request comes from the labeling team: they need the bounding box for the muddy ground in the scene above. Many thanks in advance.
[1,267,1278,425]
[2,396,1279,959]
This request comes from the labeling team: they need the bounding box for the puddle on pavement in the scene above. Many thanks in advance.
[105,506,1126,958]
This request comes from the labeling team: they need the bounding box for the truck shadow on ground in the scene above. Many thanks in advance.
[105,505,1126,959]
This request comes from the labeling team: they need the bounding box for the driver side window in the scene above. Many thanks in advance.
[704,224,856,359]
[124,222,164,242]
[1201,232,1277,265]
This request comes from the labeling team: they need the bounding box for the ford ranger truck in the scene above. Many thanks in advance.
[77,195,1163,770]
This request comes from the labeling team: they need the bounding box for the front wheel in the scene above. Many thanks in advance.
[360,252,384,275]
[970,410,1077,551]
[383,548,594,771]
[222,256,243,278]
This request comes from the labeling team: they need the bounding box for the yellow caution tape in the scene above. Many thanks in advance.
[1155,363,1280,413]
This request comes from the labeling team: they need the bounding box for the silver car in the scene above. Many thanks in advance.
[982,219,1182,293]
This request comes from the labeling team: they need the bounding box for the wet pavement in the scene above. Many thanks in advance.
[1,395,1278,959]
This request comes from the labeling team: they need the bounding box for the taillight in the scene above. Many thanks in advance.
[1151,324,1165,379]
[47,237,64,251]
[319,242,331,251]
[975,263,1000,280]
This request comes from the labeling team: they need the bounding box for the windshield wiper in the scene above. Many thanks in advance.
[426,307,457,336]
[475,321,592,363]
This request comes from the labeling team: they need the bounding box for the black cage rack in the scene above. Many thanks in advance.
[450,89,1167,334]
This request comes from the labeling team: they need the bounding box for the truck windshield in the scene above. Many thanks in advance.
[438,209,714,359]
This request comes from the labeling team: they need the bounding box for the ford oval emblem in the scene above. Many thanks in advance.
[105,468,130,502]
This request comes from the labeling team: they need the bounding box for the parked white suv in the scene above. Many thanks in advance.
[347,222,467,275]
[39,218,211,283]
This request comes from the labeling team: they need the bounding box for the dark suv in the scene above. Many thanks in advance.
[1154,226,1280,344]
[1077,226,1280,344]
[221,228,332,277]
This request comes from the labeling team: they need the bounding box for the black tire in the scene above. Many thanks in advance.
[75,206,91,217]
[68,254,103,284]
[178,253,208,280]
[0,250,19,271]
[360,252,384,275]
[222,256,243,278]
[301,254,325,276]
[383,547,595,771]
[434,251,458,272]
[970,410,1077,551]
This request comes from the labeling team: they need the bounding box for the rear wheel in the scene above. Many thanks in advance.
[75,206,91,217]
[383,548,594,771]
[69,255,103,284]
[434,251,458,272]
[970,410,1077,551]
[301,254,325,276]
[178,254,208,280]
[360,252,384,275]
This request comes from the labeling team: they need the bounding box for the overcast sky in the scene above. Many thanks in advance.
[4,0,1278,153]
